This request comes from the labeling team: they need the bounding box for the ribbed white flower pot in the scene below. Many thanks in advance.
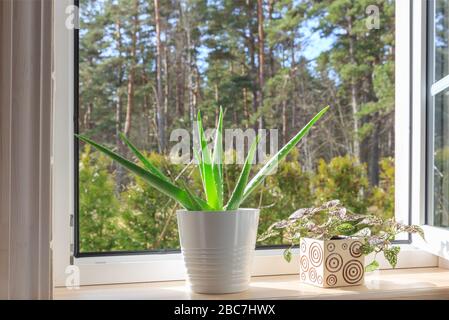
[176,209,260,294]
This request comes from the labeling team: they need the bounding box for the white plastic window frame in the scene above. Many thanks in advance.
[409,0,449,260]
[52,0,437,287]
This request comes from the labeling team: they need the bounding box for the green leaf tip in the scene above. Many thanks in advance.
[242,105,330,201]
[76,105,330,212]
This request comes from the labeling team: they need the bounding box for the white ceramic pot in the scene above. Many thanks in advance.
[176,209,260,294]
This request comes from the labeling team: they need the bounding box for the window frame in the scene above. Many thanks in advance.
[412,0,449,259]
[52,0,438,287]
[426,0,449,227]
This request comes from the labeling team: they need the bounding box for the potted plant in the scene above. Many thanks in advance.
[76,106,329,294]
[259,200,425,288]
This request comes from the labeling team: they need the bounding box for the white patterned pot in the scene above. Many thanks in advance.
[299,237,365,288]
[176,209,260,294]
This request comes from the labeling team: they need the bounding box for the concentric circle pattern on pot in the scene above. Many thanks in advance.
[299,237,365,288]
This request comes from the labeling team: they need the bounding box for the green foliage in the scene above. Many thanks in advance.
[312,155,369,213]
[117,157,181,250]
[226,136,259,210]
[79,146,120,252]
[251,159,314,246]
[77,134,203,211]
[259,200,424,271]
[283,248,293,263]
[77,106,329,212]
[383,246,400,268]
[365,260,380,272]
[433,147,449,226]
[335,223,356,236]
[368,157,395,220]
[76,0,399,257]
[79,148,397,252]
[243,106,330,201]
[79,0,396,213]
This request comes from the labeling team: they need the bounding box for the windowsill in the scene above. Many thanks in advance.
[54,267,449,300]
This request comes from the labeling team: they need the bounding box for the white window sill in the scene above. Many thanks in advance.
[62,245,437,286]
[54,267,449,300]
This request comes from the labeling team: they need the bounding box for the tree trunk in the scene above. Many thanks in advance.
[241,64,250,126]
[249,32,258,128]
[154,0,166,152]
[124,78,134,136]
[257,0,264,131]
[163,44,169,135]
[187,31,194,129]
[243,88,249,127]
[115,18,125,194]
[268,0,274,77]
[84,102,93,129]
[282,100,287,145]
[214,83,220,123]
[124,0,139,138]
[368,122,380,186]
[347,15,360,159]
[175,49,184,116]
[179,1,195,131]
[245,2,258,131]
[290,42,297,137]
[192,62,200,113]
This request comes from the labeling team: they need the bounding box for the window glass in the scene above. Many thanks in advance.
[431,89,449,228]
[77,0,396,254]
[434,0,449,81]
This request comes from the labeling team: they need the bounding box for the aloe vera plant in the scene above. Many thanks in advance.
[76,106,329,211]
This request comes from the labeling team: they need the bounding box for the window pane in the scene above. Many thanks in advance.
[432,89,449,228]
[434,0,449,81]
[77,0,396,254]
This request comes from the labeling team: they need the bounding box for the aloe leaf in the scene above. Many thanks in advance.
[120,132,210,210]
[76,134,197,210]
[119,132,170,183]
[193,147,204,180]
[197,110,220,210]
[195,111,209,198]
[212,107,224,209]
[242,106,330,201]
[180,181,212,211]
[192,146,218,211]
[225,135,260,210]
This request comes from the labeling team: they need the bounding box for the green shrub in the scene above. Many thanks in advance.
[116,153,203,250]
[368,157,395,220]
[312,155,369,214]
[79,145,120,252]
[78,147,395,252]
[255,159,313,245]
